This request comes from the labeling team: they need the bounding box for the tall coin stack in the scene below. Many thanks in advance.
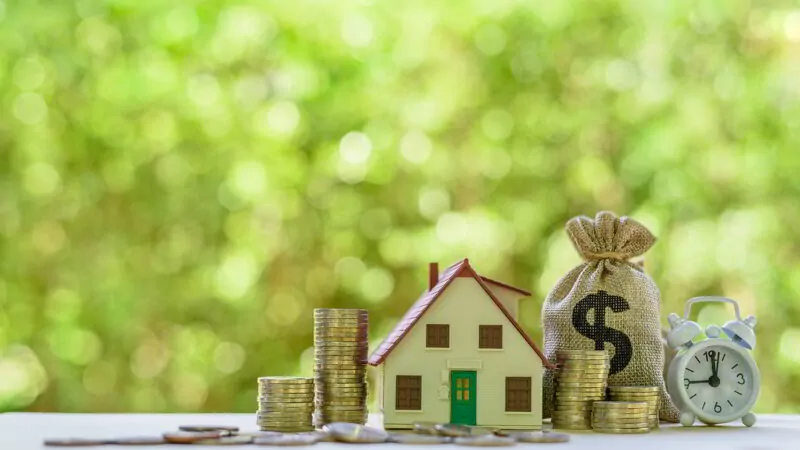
[591,401,650,434]
[551,349,609,430]
[257,377,315,432]
[608,386,660,429]
[314,308,369,426]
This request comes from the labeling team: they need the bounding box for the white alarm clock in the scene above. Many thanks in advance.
[666,296,759,427]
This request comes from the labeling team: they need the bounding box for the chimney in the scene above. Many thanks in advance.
[428,262,439,291]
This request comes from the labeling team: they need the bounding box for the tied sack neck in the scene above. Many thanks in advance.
[566,211,656,264]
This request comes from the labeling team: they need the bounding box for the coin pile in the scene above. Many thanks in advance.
[551,349,609,430]
[314,309,369,426]
[607,386,660,429]
[257,377,315,432]
[591,401,650,434]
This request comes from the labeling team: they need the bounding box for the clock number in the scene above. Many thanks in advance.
[737,373,745,385]
[703,351,710,362]
[714,402,722,413]
[684,378,690,389]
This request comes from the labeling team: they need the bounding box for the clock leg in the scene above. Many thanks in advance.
[742,413,756,428]
[679,412,695,427]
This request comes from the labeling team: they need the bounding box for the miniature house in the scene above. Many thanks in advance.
[369,259,552,430]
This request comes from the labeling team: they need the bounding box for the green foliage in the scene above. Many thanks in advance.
[0,0,799,413]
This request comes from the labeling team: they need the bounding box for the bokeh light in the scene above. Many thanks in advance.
[1,0,798,414]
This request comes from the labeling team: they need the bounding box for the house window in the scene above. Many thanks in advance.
[426,324,449,348]
[505,377,532,412]
[479,325,502,349]
[396,375,422,410]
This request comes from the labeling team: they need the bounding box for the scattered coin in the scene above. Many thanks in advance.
[390,433,452,445]
[192,435,254,445]
[323,422,389,443]
[163,431,225,444]
[111,436,167,445]
[179,425,239,433]
[432,424,495,437]
[507,431,570,443]
[44,438,109,447]
[253,434,321,446]
[412,422,439,435]
[454,435,516,447]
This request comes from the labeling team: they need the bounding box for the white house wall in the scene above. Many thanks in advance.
[382,277,543,429]
[483,284,521,320]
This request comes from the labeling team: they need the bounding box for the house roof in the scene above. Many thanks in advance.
[479,276,531,296]
[368,259,553,368]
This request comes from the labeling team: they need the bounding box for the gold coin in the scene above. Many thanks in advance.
[607,386,659,392]
[315,383,366,389]
[557,349,607,355]
[592,427,649,434]
[592,401,648,408]
[258,377,314,384]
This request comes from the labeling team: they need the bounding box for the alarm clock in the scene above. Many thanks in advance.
[666,296,759,427]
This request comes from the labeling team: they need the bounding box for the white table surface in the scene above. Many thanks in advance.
[0,413,796,449]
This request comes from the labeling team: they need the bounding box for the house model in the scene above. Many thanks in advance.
[369,259,553,430]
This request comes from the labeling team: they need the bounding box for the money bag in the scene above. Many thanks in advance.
[542,211,680,422]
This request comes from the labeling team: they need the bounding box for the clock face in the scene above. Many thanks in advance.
[682,343,757,420]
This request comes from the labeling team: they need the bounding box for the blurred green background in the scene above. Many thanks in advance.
[1,0,799,414]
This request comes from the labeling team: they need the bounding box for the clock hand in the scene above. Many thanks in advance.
[711,351,719,378]
[687,380,710,384]
[709,351,721,388]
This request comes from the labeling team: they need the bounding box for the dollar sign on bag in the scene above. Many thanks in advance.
[571,290,633,374]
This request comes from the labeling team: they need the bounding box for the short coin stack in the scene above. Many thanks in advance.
[314,308,369,426]
[592,401,650,434]
[607,386,660,429]
[551,349,609,430]
[257,377,315,432]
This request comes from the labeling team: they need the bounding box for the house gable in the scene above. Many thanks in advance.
[369,259,551,369]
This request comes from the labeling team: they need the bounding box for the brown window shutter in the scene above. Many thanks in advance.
[426,324,449,348]
[505,377,532,412]
[396,375,422,410]
[479,325,503,349]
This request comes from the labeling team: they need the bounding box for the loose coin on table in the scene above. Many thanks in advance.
[454,435,516,447]
[179,425,240,433]
[507,431,570,443]
[192,435,254,445]
[433,423,496,437]
[253,434,321,446]
[111,436,168,445]
[164,431,226,444]
[390,433,452,445]
[412,422,439,435]
[44,438,110,447]
[323,422,389,444]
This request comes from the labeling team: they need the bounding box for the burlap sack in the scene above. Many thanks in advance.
[542,211,680,422]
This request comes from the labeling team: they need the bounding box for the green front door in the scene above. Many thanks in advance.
[450,371,477,425]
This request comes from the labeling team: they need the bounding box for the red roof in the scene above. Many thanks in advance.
[368,259,553,368]
[480,276,532,296]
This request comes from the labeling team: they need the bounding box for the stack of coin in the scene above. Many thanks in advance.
[551,349,609,430]
[591,401,650,434]
[607,386,660,429]
[257,377,315,432]
[314,309,369,426]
